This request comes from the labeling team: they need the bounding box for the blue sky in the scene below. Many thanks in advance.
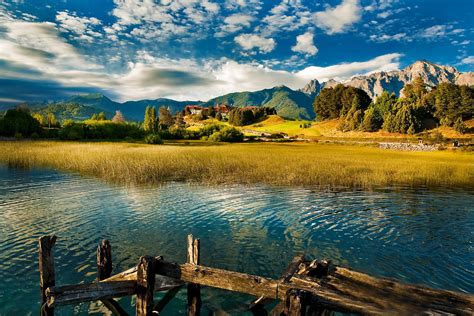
[0,0,472,103]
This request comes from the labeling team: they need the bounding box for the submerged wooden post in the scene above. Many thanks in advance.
[39,235,57,316]
[136,256,156,316]
[96,240,129,316]
[97,240,112,281]
[284,289,307,316]
[187,234,201,316]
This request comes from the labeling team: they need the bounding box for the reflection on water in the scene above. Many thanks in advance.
[0,166,473,315]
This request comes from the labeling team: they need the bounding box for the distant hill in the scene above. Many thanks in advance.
[62,95,200,121]
[33,103,113,121]
[203,86,314,120]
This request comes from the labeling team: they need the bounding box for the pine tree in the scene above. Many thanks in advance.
[97,112,106,120]
[158,107,173,129]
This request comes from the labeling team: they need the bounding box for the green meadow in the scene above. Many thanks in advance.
[2,140,473,188]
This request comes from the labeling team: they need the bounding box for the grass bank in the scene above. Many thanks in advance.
[1,140,473,188]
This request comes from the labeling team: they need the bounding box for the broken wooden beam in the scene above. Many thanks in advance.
[152,259,474,315]
[250,254,306,314]
[39,235,57,316]
[46,281,136,307]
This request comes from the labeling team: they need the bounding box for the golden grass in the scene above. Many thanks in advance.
[241,116,474,140]
[1,140,473,188]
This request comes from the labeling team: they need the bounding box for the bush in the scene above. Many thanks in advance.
[144,133,163,144]
[1,108,41,137]
[14,132,23,140]
[200,123,224,137]
[208,126,244,142]
[58,120,144,140]
[30,132,39,140]
[454,118,467,134]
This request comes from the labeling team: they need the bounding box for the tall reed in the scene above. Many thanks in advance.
[1,141,473,188]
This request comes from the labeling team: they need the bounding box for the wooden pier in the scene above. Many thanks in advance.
[39,234,474,315]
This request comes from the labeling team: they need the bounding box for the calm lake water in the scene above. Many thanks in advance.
[0,166,473,315]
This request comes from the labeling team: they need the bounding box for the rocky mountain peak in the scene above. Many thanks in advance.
[300,79,321,97]
[301,60,472,100]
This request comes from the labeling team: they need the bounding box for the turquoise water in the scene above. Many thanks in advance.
[0,166,473,315]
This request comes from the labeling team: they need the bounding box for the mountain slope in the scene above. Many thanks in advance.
[64,94,200,121]
[34,103,114,121]
[203,86,314,119]
[301,61,474,100]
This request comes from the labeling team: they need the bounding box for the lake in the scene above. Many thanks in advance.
[0,166,473,315]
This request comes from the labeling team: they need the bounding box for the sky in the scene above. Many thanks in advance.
[0,0,473,103]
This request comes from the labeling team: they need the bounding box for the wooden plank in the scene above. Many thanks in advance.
[46,281,136,306]
[96,240,129,316]
[39,235,57,316]
[187,234,201,316]
[153,260,474,315]
[46,256,474,315]
[136,256,156,316]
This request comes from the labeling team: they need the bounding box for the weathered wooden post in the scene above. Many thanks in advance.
[187,234,201,316]
[136,256,156,316]
[96,240,129,316]
[39,235,57,316]
[97,240,112,281]
[284,289,307,316]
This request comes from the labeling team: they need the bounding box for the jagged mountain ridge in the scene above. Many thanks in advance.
[300,60,474,99]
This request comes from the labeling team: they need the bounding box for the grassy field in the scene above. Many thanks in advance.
[242,116,474,140]
[1,140,473,188]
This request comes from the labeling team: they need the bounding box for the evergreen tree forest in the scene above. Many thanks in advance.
[313,79,473,134]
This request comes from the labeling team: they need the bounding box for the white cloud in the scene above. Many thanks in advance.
[259,0,311,36]
[234,33,276,53]
[313,0,362,34]
[370,32,406,42]
[292,32,318,56]
[296,53,402,82]
[461,56,474,65]
[216,13,255,37]
[56,11,102,42]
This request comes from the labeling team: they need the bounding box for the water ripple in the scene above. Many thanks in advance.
[0,166,473,315]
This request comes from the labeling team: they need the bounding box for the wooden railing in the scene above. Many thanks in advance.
[38,234,474,316]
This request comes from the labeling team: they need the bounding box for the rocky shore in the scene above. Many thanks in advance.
[379,142,439,152]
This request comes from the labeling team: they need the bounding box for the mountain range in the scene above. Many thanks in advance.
[300,60,474,99]
[5,61,473,121]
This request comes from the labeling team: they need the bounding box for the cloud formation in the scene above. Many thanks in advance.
[292,32,318,56]
[234,34,276,54]
[313,0,362,34]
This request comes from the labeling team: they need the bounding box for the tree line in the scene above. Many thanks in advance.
[313,78,473,134]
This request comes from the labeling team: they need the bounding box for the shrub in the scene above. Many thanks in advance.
[30,132,40,140]
[14,132,23,140]
[1,108,41,137]
[144,133,163,144]
[454,118,467,134]
[208,126,244,142]
[200,123,224,137]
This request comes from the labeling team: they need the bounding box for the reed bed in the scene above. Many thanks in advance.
[1,140,473,188]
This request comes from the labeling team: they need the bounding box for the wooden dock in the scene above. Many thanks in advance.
[39,234,474,315]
